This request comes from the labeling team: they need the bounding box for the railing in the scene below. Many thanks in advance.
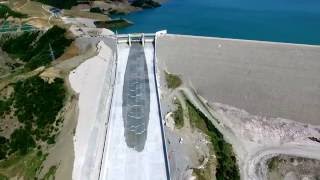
[98,37,119,180]
[153,31,171,180]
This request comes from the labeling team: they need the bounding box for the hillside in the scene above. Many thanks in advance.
[0,25,76,179]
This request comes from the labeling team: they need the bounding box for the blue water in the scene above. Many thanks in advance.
[114,0,320,45]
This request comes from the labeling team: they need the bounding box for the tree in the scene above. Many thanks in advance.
[10,128,35,155]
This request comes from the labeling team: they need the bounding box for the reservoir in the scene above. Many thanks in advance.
[114,0,320,45]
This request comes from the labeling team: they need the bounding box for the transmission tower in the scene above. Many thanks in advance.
[49,43,55,61]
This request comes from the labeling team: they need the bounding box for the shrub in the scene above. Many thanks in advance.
[173,100,184,128]
[0,136,9,160]
[13,76,66,129]
[2,32,39,60]
[1,26,73,70]
[0,98,12,117]
[90,7,103,14]
[165,71,182,89]
[33,0,77,9]
[0,5,27,19]
[186,100,240,180]
[10,128,35,155]
[13,76,65,143]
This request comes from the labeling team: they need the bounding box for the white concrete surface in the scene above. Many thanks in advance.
[99,43,167,180]
[69,41,116,180]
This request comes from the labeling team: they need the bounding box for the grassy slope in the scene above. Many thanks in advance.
[1,25,73,71]
[0,151,46,179]
[186,99,240,180]
[165,71,182,89]
[0,26,72,179]
[0,5,27,19]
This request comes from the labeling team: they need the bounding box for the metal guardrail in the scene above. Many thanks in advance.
[153,33,171,180]
[97,37,119,180]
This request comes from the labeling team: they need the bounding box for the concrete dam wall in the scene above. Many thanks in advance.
[156,34,320,125]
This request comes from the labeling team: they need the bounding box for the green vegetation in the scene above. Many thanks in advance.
[186,99,240,180]
[2,31,40,60]
[0,137,9,160]
[109,9,125,16]
[0,75,65,161]
[1,26,73,70]
[132,0,161,9]
[13,76,65,127]
[0,174,8,180]
[193,167,212,180]
[33,0,77,9]
[10,128,35,155]
[165,71,182,89]
[42,165,57,180]
[172,100,184,128]
[94,19,133,30]
[14,76,65,139]
[0,151,46,179]
[90,7,104,14]
[0,98,12,117]
[268,157,279,170]
[0,26,68,180]
[0,5,27,19]
[0,75,65,178]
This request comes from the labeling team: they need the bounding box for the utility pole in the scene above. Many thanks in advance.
[49,43,55,61]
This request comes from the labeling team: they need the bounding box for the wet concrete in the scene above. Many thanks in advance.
[122,43,150,152]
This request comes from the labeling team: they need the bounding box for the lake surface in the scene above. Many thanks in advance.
[114,0,320,45]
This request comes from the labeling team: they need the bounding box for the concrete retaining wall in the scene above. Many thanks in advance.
[156,34,320,125]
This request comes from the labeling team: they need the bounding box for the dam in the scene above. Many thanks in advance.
[72,32,320,180]
[157,35,320,125]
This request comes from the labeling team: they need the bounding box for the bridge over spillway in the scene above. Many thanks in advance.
[98,33,170,180]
